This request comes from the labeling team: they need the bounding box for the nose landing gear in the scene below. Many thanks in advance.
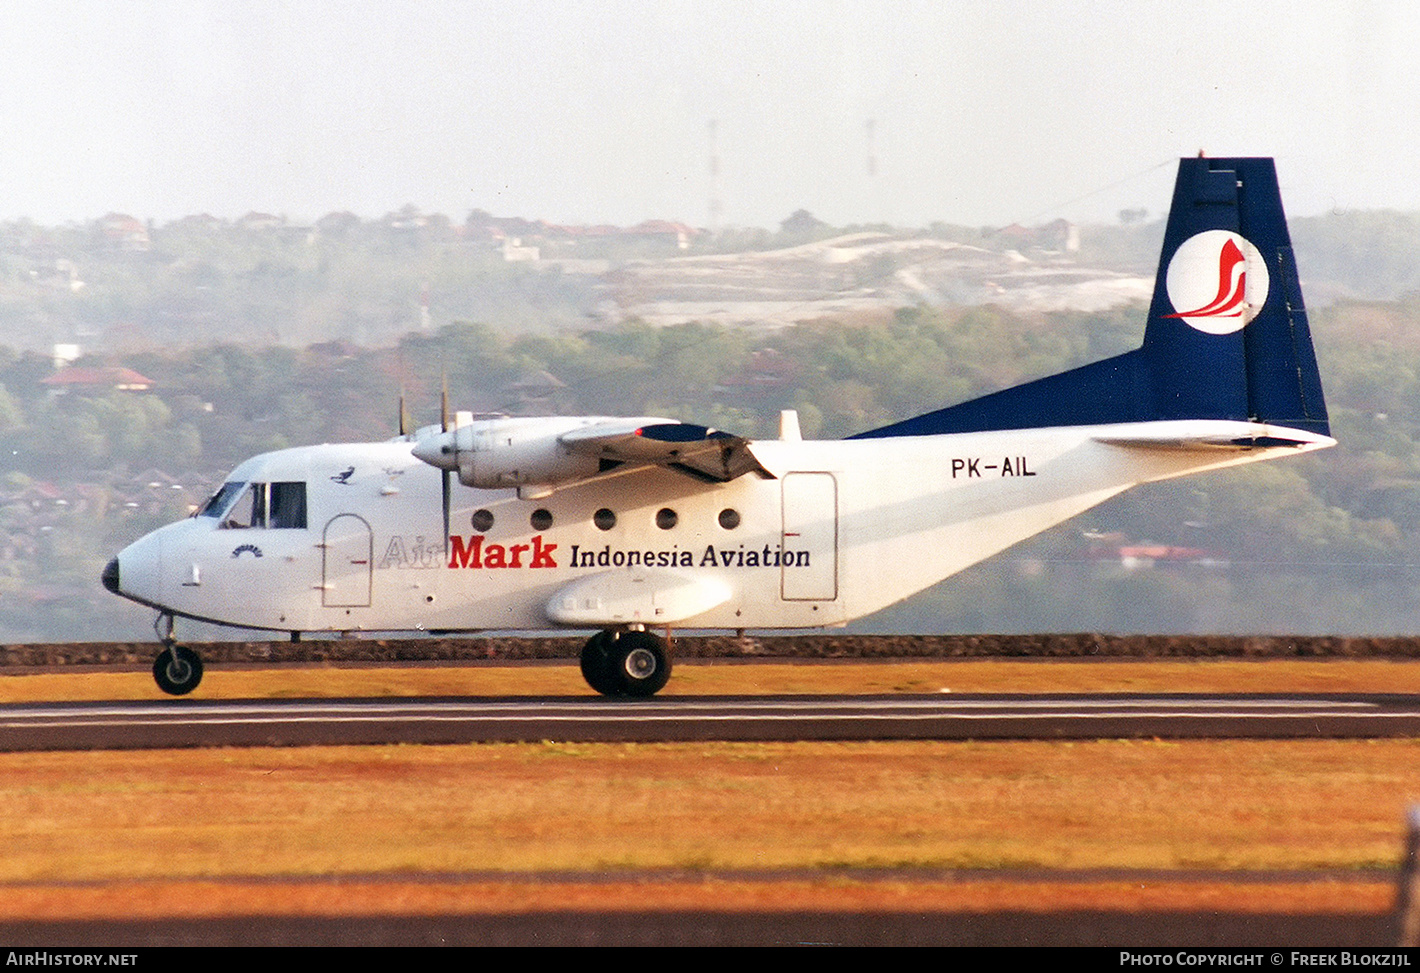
[152,613,203,696]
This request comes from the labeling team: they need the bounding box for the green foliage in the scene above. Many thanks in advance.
[1291,212,1420,300]
[5,294,1420,640]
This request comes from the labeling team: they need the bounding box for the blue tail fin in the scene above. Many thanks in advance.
[852,157,1329,440]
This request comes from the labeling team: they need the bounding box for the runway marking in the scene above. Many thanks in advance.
[3,700,1416,728]
[5,695,1419,748]
[0,696,1392,717]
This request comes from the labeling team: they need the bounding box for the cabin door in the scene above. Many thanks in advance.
[780,472,838,601]
[322,514,373,607]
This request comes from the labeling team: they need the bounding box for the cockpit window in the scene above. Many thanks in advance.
[269,482,307,529]
[203,481,307,529]
[223,483,266,529]
[197,482,247,520]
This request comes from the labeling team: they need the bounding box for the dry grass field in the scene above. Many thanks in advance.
[0,659,1416,923]
[6,656,1420,700]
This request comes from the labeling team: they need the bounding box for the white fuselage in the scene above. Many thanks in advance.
[110,420,1331,635]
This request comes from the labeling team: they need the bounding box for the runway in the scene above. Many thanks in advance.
[5,692,1420,751]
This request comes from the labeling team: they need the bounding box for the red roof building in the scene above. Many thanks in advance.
[41,366,154,393]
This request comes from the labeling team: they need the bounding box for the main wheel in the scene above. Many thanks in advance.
[153,645,203,696]
[607,630,671,698]
[579,631,621,696]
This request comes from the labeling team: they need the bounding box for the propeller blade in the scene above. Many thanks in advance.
[442,469,451,557]
[398,388,410,437]
[440,374,451,554]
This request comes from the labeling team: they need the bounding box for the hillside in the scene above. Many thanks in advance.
[1,291,1417,642]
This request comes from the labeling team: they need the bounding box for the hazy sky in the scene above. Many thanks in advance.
[3,0,1417,228]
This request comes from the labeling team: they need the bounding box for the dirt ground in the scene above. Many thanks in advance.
[6,632,1419,668]
[3,640,1417,945]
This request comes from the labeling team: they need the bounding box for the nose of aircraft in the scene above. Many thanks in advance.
[101,557,120,595]
[101,529,164,608]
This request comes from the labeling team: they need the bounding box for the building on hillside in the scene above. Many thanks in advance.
[989,219,1079,253]
[97,213,151,252]
[623,220,697,250]
[41,366,154,396]
[236,212,284,232]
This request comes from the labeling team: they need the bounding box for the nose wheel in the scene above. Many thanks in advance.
[153,645,203,696]
[151,614,203,696]
[580,629,671,698]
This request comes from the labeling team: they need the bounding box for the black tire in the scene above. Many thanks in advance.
[579,631,621,696]
[153,645,203,696]
[607,630,671,698]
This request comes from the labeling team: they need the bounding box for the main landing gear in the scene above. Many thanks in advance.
[579,628,671,698]
[151,613,203,696]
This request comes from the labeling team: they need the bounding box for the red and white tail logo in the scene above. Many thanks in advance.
[1164,230,1269,335]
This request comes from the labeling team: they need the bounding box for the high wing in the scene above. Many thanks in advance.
[559,421,772,483]
[410,414,770,493]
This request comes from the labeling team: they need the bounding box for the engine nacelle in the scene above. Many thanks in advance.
[411,415,674,491]
[455,417,599,488]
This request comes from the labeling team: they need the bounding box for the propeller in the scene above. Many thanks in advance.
[403,378,456,557]
[440,375,452,556]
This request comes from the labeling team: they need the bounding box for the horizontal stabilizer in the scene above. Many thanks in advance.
[1092,420,1335,452]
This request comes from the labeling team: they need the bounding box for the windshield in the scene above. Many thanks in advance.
[196,481,247,520]
[197,480,307,529]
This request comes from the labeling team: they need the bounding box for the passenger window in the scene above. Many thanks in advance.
[269,482,308,529]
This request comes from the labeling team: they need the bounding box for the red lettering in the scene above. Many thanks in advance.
[447,534,558,570]
[530,535,558,568]
[448,535,483,569]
